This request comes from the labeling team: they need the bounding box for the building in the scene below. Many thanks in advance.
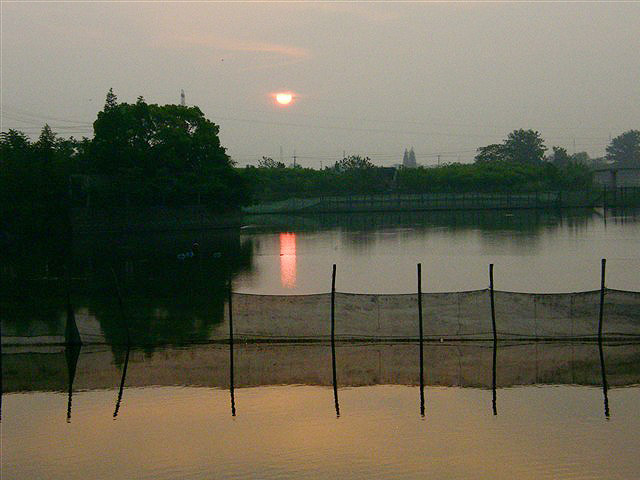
[593,167,640,188]
[402,147,417,168]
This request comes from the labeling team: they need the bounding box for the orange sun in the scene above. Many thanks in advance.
[274,92,294,106]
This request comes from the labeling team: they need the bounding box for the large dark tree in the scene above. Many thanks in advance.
[90,90,244,209]
[504,129,546,165]
[606,130,640,167]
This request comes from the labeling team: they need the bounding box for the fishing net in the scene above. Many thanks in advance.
[2,288,639,345]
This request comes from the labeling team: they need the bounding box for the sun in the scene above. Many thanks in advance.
[274,92,294,106]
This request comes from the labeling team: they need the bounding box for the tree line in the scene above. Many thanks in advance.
[2,89,639,231]
[1,90,244,233]
[243,129,639,202]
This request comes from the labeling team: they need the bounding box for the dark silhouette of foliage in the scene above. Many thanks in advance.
[606,130,640,167]
[550,146,571,167]
[475,130,547,165]
[504,129,547,165]
[475,144,507,164]
[334,155,375,172]
[88,90,244,210]
[1,125,78,233]
[258,156,286,169]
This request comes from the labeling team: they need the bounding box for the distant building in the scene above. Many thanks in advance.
[593,167,640,188]
[402,147,417,168]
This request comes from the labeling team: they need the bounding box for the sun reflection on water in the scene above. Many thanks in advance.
[279,232,297,288]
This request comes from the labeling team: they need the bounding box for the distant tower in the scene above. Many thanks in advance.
[180,89,186,106]
[403,147,417,168]
[408,147,417,168]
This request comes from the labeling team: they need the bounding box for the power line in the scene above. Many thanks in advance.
[1,105,93,126]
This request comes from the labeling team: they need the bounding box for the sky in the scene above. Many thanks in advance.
[1,1,639,167]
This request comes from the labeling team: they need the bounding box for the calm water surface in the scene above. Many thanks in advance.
[236,209,640,294]
[5,385,640,480]
[2,208,639,479]
[3,342,640,480]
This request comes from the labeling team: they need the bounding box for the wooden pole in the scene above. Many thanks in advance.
[598,259,606,340]
[418,263,425,417]
[331,264,339,417]
[331,264,336,343]
[489,264,497,342]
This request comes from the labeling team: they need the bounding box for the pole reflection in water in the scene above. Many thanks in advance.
[331,264,339,417]
[492,339,498,416]
[279,233,297,289]
[228,283,236,417]
[65,345,81,423]
[598,340,610,419]
[113,347,130,419]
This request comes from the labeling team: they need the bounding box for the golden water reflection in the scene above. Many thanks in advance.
[279,232,297,288]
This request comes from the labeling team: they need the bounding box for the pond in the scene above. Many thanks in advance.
[237,208,640,294]
[3,342,639,479]
[1,207,639,478]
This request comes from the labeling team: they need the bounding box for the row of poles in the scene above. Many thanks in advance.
[328,259,608,346]
[329,261,606,419]
[51,263,612,423]
[50,333,610,424]
[63,259,610,348]
[50,259,610,422]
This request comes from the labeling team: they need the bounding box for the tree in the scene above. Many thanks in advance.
[550,146,571,167]
[34,124,57,163]
[606,130,640,167]
[105,87,118,111]
[474,144,507,164]
[258,156,286,169]
[504,129,546,165]
[89,90,244,209]
[0,129,31,165]
[570,152,590,165]
[334,155,375,172]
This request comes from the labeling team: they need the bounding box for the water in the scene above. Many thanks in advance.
[3,342,640,479]
[237,209,639,294]
[2,208,639,478]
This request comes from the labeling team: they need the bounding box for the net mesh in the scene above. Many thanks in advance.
[2,288,638,345]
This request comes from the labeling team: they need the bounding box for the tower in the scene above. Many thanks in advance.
[403,147,416,168]
[180,89,186,106]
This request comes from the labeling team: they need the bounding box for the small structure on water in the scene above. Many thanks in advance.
[593,166,640,189]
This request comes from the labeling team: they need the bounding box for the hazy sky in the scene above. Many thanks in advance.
[1,1,639,167]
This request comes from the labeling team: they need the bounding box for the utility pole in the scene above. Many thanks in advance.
[437,154,441,166]
[293,149,297,167]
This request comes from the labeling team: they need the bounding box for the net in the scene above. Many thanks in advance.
[3,288,638,345]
